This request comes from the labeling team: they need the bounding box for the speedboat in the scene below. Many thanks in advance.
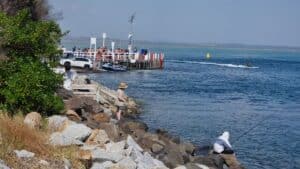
[102,63,127,72]
[245,62,252,67]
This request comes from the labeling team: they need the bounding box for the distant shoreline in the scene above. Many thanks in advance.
[62,36,300,52]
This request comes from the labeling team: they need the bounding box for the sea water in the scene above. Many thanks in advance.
[64,39,300,169]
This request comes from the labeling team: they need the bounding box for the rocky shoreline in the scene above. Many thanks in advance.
[0,74,224,169]
[59,74,222,169]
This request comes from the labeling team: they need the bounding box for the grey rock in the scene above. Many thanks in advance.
[86,129,110,145]
[127,135,143,152]
[49,123,92,146]
[92,148,124,162]
[124,146,134,157]
[152,158,169,169]
[48,115,69,132]
[105,140,126,153]
[0,160,10,169]
[151,143,164,154]
[90,161,114,169]
[161,148,185,168]
[185,163,210,169]
[61,123,92,141]
[181,142,196,155]
[130,146,144,161]
[174,166,187,169]
[119,120,148,134]
[99,122,123,141]
[66,97,104,114]
[117,157,137,169]
[49,132,83,146]
[136,152,165,169]
[14,150,35,158]
[192,156,220,168]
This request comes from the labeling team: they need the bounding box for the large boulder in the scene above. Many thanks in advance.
[137,133,162,151]
[49,132,83,146]
[156,129,181,144]
[151,143,164,154]
[127,135,143,152]
[92,113,111,123]
[91,161,113,169]
[91,148,125,162]
[105,140,126,153]
[50,123,92,146]
[116,157,137,169]
[83,97,104,113]
[14,150,35,158]
[99,123,124,141]
[85,129,110,145]
[56,87,74,100]
[23,112,42,129]
[180,142,196,155]
[136,152,168,169]
[47,115,69,132]
[160,147,185,168]
[192,156,222,169]
[119,120,148,135]
[61,123,92,141]
[65,97,104,113]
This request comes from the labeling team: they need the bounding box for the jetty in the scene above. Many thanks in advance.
[62,46,165,70]
[60,15,164,71]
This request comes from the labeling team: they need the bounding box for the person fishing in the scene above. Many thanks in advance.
[63,63,77,91]
[115,82,128,120]
[213,131,244,169]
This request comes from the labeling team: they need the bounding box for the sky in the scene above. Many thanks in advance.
[49,0,300,47]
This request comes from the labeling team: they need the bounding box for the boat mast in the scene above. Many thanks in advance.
[102,32,107,47]
[128,12,135,54]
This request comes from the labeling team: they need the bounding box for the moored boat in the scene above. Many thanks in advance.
[102,63,127,71]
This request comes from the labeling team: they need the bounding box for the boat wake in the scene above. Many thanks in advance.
[167,60,259,69]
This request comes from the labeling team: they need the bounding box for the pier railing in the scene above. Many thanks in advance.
[63,50,165,70]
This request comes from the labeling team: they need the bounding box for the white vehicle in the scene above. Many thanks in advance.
[60,56,93,69]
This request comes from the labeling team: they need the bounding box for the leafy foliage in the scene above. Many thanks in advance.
[0,0,50,21]
[0,9,65,115]
[0,10,62,60]
[0,59,64,115]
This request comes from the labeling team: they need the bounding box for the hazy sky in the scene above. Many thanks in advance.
[49,0,300,47]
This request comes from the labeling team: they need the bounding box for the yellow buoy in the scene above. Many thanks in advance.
[206,53,211,59]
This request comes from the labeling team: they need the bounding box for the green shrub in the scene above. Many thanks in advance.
[0,59,64,115]
[0,10,65,116]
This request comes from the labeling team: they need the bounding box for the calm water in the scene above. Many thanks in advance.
[64,39,300,169]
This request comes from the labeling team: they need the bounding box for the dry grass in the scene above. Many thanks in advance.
[0,113,85,169]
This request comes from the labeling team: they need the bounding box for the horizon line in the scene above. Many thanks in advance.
[62,35,300,51]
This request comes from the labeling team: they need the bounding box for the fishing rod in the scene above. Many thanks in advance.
[231,114,273,145]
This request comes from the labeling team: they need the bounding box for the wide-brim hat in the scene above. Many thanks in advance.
[118,82,128,89]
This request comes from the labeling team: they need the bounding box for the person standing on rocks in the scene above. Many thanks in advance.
[116,82,128,120]
[213,131,244,169]
[63,63,77,91]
